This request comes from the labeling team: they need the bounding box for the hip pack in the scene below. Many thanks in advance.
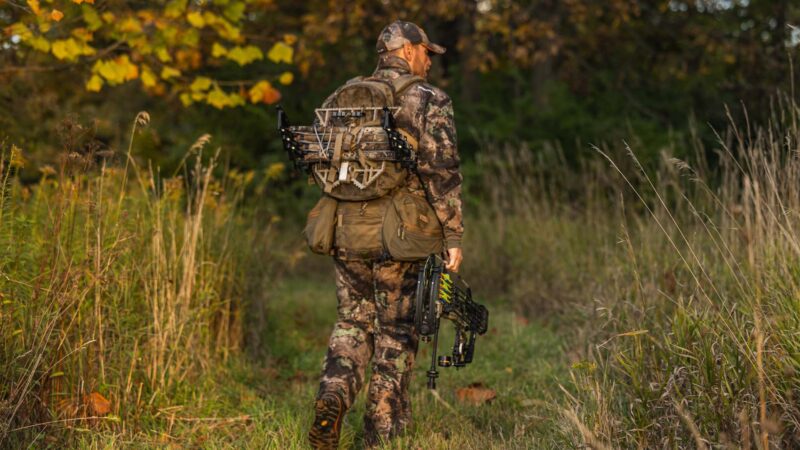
[302,188,443,261]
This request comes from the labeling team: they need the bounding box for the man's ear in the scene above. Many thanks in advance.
[402,42,414,61]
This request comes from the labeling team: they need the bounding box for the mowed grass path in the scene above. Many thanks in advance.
[79,276,570,449]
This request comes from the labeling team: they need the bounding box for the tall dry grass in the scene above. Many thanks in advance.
[0,113,269,445]
[469,97,800,447]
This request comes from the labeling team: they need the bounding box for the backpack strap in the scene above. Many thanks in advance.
[390,74,425,99]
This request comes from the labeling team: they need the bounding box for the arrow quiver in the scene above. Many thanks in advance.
[415,254,489,389]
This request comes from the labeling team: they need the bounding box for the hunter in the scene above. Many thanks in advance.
[307,20,464,449]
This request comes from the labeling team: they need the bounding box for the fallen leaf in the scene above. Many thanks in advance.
[50,9,64,21]
[455,382,496,405]
[85,391,111,416]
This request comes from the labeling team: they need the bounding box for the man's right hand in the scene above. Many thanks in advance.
[444,247,462,272]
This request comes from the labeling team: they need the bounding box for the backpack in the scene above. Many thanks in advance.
[286,74,423,201]
[279,75,445,260]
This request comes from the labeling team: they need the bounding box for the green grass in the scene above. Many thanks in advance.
[70,275,569,449]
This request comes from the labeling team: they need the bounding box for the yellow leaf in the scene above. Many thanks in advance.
[207,88,230,109]
[211,42,228,57]
[190,76,212,91]
[205,12,241,42]
[204,89,244,109]
[248,80,267,103]
[52,38,95,61]
[86,74,103,91]
[141,65,157,87]
[283,33,297,45]
[226,45,263,66]
[229,93,245,107]
[186,11,205,28]
[126,63,139,80]
[72,0,84,3]
[267,42,293,64]
[50,9,64,22]
[278,71,293,85]
[155,47,171,62]
[119,16,142,33]
[202,11,219,26]
[28,35,50,52]
[101,12,115,23]
[92,55,138,85]
[160,66,181,79]
[179,92,193,106]
[27,0,40,15]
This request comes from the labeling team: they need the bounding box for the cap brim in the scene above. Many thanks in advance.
[423,42,446,55]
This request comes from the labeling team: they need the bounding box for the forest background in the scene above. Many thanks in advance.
[4,0,800,448]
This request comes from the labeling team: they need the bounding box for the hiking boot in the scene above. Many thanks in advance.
[308,391,345,449]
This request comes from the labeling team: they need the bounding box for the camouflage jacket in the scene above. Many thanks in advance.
[322,55,464,249]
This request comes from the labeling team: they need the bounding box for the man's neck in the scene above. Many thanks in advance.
[375,54,412,74]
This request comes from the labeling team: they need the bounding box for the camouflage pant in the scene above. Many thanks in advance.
[315,257,420,446]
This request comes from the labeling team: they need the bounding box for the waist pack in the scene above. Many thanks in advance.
[303,188,443,261]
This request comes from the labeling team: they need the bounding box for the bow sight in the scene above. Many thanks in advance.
[415,254,489,389]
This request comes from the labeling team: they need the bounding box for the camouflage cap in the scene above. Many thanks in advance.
[376,20,446,55]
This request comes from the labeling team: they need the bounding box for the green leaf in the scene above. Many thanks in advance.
[165,0,188,19]
[223,1,245,22]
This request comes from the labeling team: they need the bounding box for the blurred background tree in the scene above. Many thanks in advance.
[2,0,799,173]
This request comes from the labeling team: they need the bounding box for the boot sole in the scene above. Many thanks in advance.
[308,392,345,449]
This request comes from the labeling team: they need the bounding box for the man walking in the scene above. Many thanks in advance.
[308,20,464,449]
